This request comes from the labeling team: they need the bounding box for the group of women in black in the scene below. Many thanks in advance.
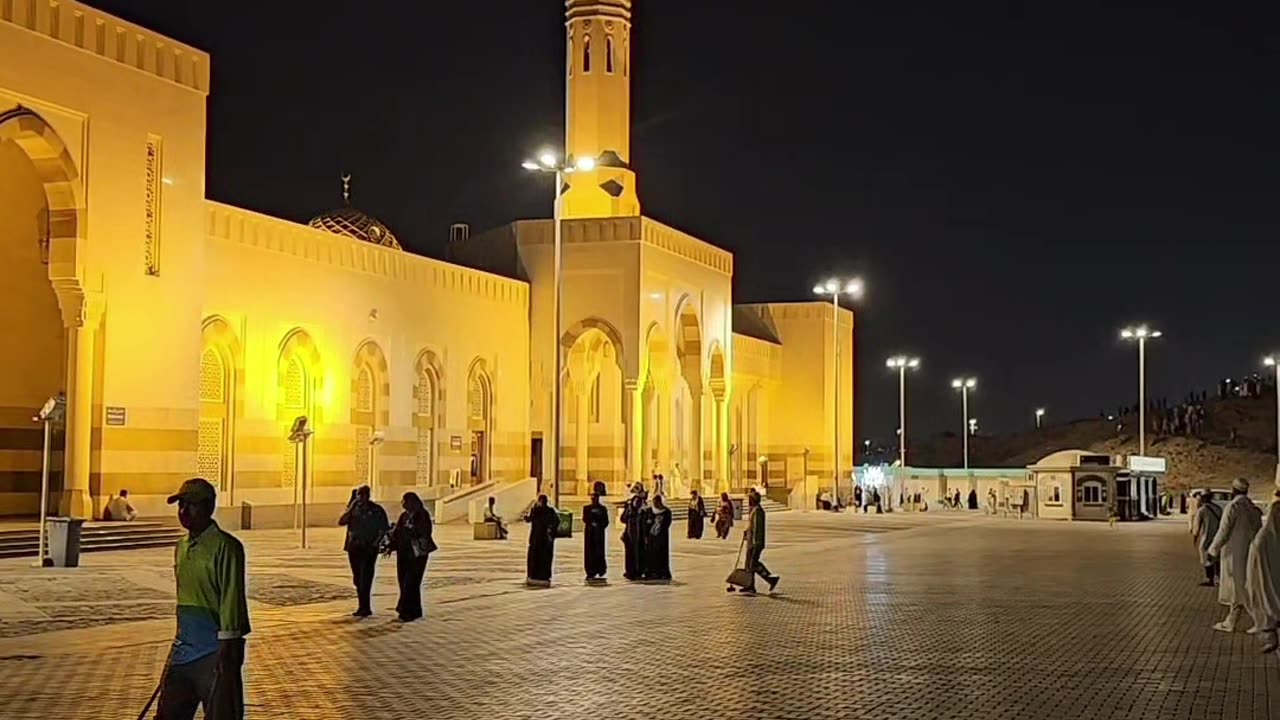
[620,486,675,581]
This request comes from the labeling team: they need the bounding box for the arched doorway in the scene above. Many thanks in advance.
[199,318,242,504]
[467,361,493,485]
[351,340,389,492]
[674,300,703,492]
[0,108,85,516]
[564,326,624,495]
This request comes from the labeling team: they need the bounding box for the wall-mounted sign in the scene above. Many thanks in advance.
[105,406,127,426]
[1127,455,1167,473]
[450,435,463,451]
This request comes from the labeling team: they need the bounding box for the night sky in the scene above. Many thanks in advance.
[92,1,1277,444]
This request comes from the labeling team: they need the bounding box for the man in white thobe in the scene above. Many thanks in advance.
[1191,489,1222,587]
[1208,478,1264,632]
[1245,493,1280,653]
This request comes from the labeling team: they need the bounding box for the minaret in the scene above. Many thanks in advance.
[562,0,641,219]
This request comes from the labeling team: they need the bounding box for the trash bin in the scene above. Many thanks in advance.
[47,517,85,567]
[554,509,573,538]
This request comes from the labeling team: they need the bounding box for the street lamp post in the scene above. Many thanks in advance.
[288,416,313,549]
[523,151,597,507]
[1035,408,1045,429]
[813,277,863,503]
[32,393,64,568]
[1120,326,1162,456]
[1264,356,1280,482]
[951,377,977,469]
[886,356,920,469]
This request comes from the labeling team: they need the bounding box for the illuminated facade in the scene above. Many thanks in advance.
[0,0,853,520]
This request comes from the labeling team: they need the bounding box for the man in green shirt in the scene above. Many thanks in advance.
[739,489,780,595]
[156,478,250,720]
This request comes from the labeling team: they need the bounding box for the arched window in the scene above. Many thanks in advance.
[355,366,373,412]
[416,369,438,486]
[197,347,228,488]
[567,36,574,77]
[583,35,592,73]
[606,36,615,74]
[589,375,601,423]
[283,357,306,409]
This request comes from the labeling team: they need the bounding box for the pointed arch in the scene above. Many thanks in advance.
[277,329,324,489]
[413,349,445,487]
[199,316,244,502]
[0,106,85,281]
[351,339,390,485]
[466,358,494,485]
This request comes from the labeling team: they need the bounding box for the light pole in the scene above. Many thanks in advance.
[886,356,920,468]
[813,277,863,503]
[32,393,64,568]
[288,416,313,549]
[1264,356,1279,482]
[368,431,385,499]
[1120,325,1162,455]
[523,151,597,507]
[951,377,977,469]
[1035,408,1045,429]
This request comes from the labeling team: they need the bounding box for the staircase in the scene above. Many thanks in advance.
[0,522,184,559]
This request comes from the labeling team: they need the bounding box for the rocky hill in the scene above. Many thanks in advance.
[908,396,1278,495]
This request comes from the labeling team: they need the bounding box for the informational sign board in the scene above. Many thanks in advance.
[105,406,127,426]
[450,435,463,451]
[1127,455,1167,473]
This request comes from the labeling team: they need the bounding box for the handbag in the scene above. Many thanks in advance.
[411,533,437,558]
[725,536,754,588]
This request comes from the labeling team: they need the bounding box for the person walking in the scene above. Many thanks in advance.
[582,491,609,580]
[155,478,250,720]
[338,485,389,617]
[1191,489,1222,587]
[524,494,559,587]
[1246,490,1280,653]
[731,489,779,595]
[386,492,435,622]
[687,489,707,539]
[1208,478,1264,632]
[714,492,735,539]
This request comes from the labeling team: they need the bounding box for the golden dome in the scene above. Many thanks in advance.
[307,175,401,250]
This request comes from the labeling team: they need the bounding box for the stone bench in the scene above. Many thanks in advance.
[473,521,503,540]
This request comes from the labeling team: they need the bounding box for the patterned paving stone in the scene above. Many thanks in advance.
[0,513,1274,719]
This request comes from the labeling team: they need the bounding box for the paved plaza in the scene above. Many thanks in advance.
[0,510,1276,719]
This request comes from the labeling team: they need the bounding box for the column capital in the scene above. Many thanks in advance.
[51,278,104,329]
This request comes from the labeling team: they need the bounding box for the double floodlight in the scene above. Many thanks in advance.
[522,150,597,174]
[1120,325,1162,340]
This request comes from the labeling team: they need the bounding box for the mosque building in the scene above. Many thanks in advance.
[0,0,854,521]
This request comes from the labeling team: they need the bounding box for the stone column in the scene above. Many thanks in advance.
[688,389,702,491]
[53,281,103,519]
[711,381,728,493]
[575,383,590,496]
[625,378,643,487]
[656,390,670,477]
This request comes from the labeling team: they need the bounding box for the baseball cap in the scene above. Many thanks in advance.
[167,477,217,505]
